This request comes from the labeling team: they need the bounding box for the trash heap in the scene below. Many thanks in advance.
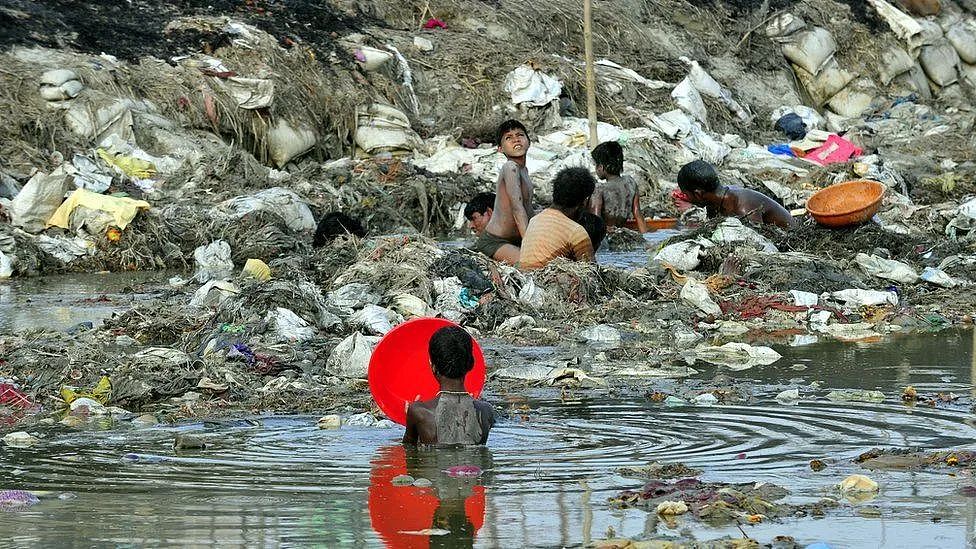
[1,0,976,421]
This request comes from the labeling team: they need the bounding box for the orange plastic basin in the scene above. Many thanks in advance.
[806,180,885,228]
[624,217,679,232]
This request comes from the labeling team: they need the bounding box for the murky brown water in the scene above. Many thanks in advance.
[1,327,975,547]
[0,271,175,333]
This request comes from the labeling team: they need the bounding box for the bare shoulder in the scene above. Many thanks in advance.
[501,160,520,173]
[407,399,435,418]
[474,399,496,422]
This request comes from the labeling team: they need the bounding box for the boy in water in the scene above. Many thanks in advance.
[590,141,648,233]
[518,167,596,271]
[677,160,796,228]
[578,212,606,252]
[403,326,494,446]
[463,192,496,236]
[474,120,534,265]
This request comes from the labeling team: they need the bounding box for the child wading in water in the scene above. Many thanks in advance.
[589,141,648,233]
[403,326,495,446]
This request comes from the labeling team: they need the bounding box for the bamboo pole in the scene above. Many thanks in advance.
[583,0,598,147]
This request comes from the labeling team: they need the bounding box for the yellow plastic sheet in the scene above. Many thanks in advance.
[242,258,272,281]
[47,189,150,230]
[60,376,112,405]
[96,148,156,179]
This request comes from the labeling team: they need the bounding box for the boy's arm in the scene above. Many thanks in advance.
[402,403,419,444]
[503,163,530,237]
[632,193,649,233]
[589,189,603,217]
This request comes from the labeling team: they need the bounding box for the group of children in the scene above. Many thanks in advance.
[465,119,795,271]
[411,120,798,447]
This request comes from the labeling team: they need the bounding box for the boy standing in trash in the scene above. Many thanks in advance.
[403,326,495,446]
[473,120,534,265]
[677,160,795,228]
[589,141,649,233]
[518,167,596,270]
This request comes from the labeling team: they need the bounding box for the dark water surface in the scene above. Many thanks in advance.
[1,329,975,548]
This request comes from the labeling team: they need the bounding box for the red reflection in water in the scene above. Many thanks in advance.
[368,445,485,548]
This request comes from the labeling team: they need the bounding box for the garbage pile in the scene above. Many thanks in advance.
[1,0,976,421]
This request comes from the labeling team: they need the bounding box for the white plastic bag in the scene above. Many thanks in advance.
[683,58,750,121]
[266,307,316,341]
[503,65,562,107]
[692,342,782,370]
[9,166,73,233]
[654,240,704,271]
[223,77,275,109]
[831,288,899,307]
[855,253,918,284]
[680,278,722,316]
[326,332,380,378]
[193,240,234,283]
[0,250,13,279]
[189,280,240,308]
[349,304,403,335]
[711,218,778,252]
[920,267,957,288]
[671,77,708,124]
[219,187,316,232]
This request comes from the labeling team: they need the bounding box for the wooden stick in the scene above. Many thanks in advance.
[583,0,598,147]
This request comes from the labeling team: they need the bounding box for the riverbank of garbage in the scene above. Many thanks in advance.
[1,0,976,427]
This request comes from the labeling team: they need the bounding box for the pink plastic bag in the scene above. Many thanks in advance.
[805,134,862,166]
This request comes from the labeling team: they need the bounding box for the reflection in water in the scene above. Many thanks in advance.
[369,445,493,548]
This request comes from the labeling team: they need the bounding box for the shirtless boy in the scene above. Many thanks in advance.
[403,326,495,446]
[677,160,796,228]
[473,120,533,265]
[590,141,648,233]
[463,192,495,236]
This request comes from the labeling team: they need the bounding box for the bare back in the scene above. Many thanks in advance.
[484,161,533,241]
[594,175,638,227]
[404,395,495,446]
[723,187,795,228]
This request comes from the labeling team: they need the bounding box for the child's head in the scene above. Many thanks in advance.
[552,167,596,212]
[463,192,495,235]
[429,325,475,380]
[313,212,366,247]
[578,212,606,251]
[495,119,529,159]
[591,141,624,180]
[676,160,719,202]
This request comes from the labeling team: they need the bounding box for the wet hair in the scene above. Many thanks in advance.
[313,212,366,247]
[677,160,719,194]
[495,119,529,146]
[429,326,475,380]
[551,167,596,209]
[591,141,624,176]
[463,192,496,220]
[578,212,606,251]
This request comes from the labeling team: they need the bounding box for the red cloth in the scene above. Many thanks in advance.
[424,18,447,29]
[805,134,862,166]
